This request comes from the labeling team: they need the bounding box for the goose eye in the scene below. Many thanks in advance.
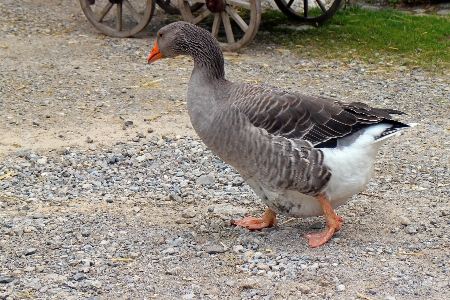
[159,33,163,38]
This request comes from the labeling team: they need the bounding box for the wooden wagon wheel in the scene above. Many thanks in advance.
[79,0,155,37]
[155,0,204,15]
[274,0,343,23]
[178,0,261,52]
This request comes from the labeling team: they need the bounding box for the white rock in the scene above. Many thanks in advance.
[336,284,346,291]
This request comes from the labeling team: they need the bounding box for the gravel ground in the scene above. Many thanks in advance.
[1,1,450,300]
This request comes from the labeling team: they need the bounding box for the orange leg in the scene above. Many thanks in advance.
[231,208,278,230]
[303,193,344,248]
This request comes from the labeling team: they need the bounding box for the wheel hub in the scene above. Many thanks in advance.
[109,0,123,4]
[205,0,227,13]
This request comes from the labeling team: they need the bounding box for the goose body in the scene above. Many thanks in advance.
[148,22,411,247]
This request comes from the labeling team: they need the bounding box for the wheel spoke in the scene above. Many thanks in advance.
[211,13,221,37]
[303,0,308,17]
[123,0,142,23]
[287,0,295,8]
[117,3,123,31]
[97,2,113,22]
[193,9,212,24]
[220,11,235,44]
[316,0,327,12]
[228,0,251,9]
[225,6,248,32]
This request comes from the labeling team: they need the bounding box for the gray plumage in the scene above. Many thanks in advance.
[149,21,410,218]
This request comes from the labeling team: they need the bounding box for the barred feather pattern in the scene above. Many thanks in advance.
[194,103,331,196]
[232,84,406,147]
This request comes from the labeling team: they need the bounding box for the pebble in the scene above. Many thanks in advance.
[205,244,226,254]
[0,276,13,284]
[124,120,133,127]
[405,225,418,234]
[232,245,244,253]
[310,221,323,229]
[336,284,346,291]
[86,136,94,143]
[196,174,215,185]
[297,283,311,294]
[399,215,412,226]
[24,248,37,255]
[182,208,197,218]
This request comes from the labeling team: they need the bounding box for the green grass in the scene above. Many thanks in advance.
[257,7,450,70]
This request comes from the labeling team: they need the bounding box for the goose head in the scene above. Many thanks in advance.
[147,21,225,78]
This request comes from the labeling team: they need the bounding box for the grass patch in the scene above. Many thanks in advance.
[257,7,450,70]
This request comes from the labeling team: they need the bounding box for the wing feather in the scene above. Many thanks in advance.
[231,83,404,147]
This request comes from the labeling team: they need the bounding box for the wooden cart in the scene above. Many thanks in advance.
[79,0,343,51]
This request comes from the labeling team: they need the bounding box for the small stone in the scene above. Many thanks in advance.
[257,264,270,271]
[147,128,154,133]
[81,230,91,237]
[182,208,197,218]
[24,248,37,255]
[225,280,236,286]
[205,244,226,254]
[336,284,345,291]
[399,216,412,226]
[297,283,311,294]
[310,222,323,229]
[165,267,180,275]
[136,132,145,138]
[196,174,215,185]
[133,206,141,213]
[124,120,133,127]
[42,273,67,282]
[239,279,258,289]
[385,296,396,300]
[72,273,86,281]
[86,136,94,143]
[163,247,177,255]
[36,158,47,165]
[90,280,102,289]
[232,245,244,253]
[33,120,40,126]
[405,225,418,234]
[57,147,69,155]
[24,267,36,272]
[0,276,14,283]
[132,137,140,142]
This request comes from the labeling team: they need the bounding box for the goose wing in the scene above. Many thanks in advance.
[231,84,403,147]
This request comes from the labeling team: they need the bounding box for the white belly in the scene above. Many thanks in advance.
[242,124,395,218]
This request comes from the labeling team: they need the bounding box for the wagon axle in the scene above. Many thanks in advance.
[205,0,227,13]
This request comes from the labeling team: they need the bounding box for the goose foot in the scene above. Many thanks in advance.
[303,193,344,248]
[231,208,277,230]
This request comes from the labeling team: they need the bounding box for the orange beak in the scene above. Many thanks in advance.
[148,41,163,63]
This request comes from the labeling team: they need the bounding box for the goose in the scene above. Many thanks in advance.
[147,21,412,248]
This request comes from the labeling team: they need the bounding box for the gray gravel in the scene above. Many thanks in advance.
[1,1,450,300]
